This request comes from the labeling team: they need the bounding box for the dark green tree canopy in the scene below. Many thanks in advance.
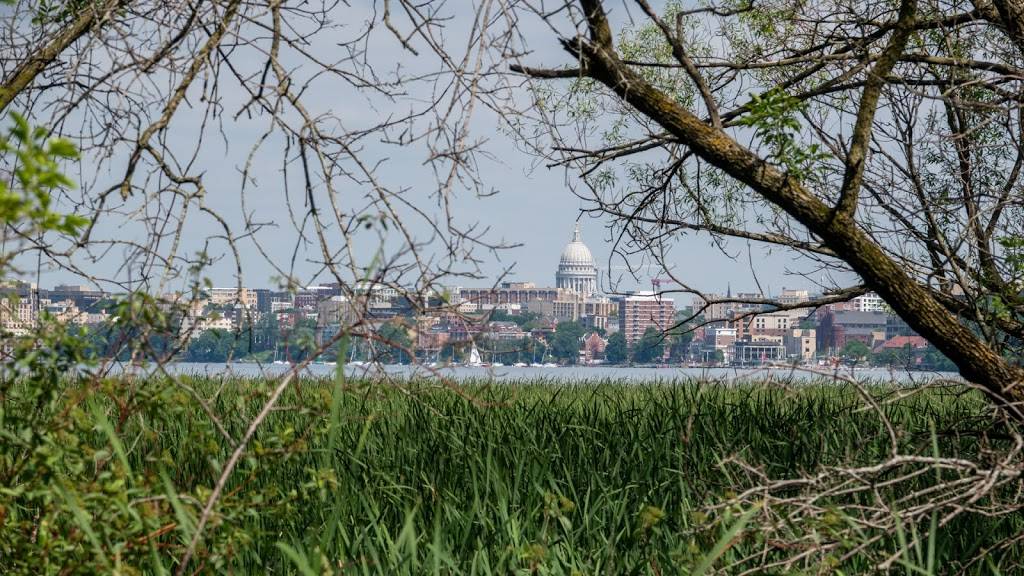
[604,331,627,364]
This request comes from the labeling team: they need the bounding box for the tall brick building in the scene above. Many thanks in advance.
[618,292,675,347]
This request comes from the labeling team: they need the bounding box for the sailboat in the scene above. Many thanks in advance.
[467,345,484,367]
[272,343,289,365]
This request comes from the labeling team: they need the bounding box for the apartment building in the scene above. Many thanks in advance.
[618,291,675,347]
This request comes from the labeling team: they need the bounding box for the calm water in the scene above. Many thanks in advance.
[156,362,960,384]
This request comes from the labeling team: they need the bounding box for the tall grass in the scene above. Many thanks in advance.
[121,377,1021,574]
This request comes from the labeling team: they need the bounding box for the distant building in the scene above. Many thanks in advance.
[458,283,567,312]
[618,291,675,347]
[778,288,809,307]
[526,293,616,330]
[459,224,602,318]
[874,335,929,353]
[852,292,885,312]
[316,296,355,325]
[748,311,799,338]
[692,290,766,321]
[315,296,357,345]
[885,314,917,340]
[482,321,528,342]
[179,308,235,338]
[784,328,816,362]
[555,224,598,296]
[701,326,737,363]
[43,284,105,312]
[254,288,293,313]
[0,281,37,335]
[734,335,786,365]
[818,310,887,352]
[416,315,457,353]
[294,285,340,311]
[581,333,607,364]
[207,287,258,309]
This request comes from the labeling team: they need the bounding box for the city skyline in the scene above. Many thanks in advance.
[18,218,837,298]
[8,223,831,301]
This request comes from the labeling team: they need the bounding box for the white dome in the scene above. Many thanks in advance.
[560,233,595,267]
[555,224,598,295]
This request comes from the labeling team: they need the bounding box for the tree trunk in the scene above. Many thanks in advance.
[563,32,1024,415]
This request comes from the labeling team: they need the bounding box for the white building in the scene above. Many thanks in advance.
[853,292,885,313]
[0,295,35,335]
[778,288,809,307]
[555,224,598,296]
[207,287,258,309]
[179,313,235,337]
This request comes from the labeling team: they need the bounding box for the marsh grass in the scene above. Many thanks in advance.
[93,375,1018,574]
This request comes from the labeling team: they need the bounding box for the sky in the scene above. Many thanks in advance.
[17,1,830,298]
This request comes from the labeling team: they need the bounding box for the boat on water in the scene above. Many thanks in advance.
[467,345,485,367]
[513,362,528,367]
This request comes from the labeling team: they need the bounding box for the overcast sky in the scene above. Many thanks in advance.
[19,1,828,298]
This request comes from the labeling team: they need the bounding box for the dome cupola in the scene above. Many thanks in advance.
[556,224,598,295]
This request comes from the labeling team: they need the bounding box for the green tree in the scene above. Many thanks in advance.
[841,340,871,360]
[872,344,915,368]
[605,331,627,364]
[666,314,700,362]
[185,329,235,362]
[376,321,413,364]
[513,0,1024,408]
[551,320,584,364]
[632,327,665,364]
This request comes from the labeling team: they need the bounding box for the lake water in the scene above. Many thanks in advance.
[158,362,960,384]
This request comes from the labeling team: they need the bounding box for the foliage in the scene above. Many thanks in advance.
[375,320,412,364]
[478,336,535,365]
[871,344,957,372]
[605,331,627,364]
[841,340,871,360]
[872,344,915,369]
[631,326,665,363]
[735,88,829,182]
[184,328,240,362]
[550,320,584,364]
[667,314,700,361]
[488,309,543,331]
[3,376,1017,574]
[0,112,86,273]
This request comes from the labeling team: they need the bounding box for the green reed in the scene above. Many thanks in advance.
[95,376,1023,574]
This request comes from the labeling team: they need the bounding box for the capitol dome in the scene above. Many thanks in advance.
[556,224,598,295]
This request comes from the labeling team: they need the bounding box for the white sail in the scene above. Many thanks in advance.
[468,345,483,366]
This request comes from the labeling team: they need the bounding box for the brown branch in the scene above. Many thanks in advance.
[509,64,585,78]
[834,0,917,217]
[0,0,125,114]
[554,10,1024,413]
[633,0,721,128]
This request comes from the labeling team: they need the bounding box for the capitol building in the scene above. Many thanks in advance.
[455,222,615,329]
[555,224,598,295]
